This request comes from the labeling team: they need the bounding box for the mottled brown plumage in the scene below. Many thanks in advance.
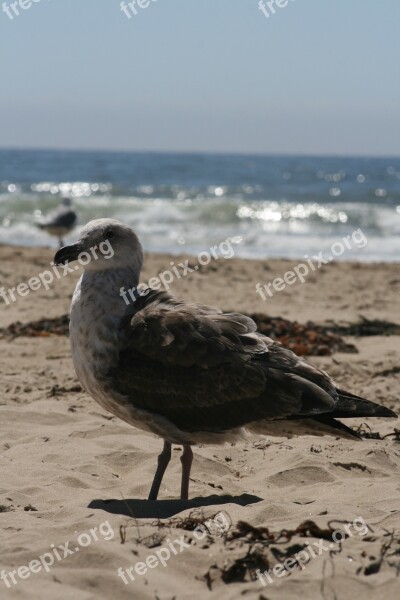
[109,289,394,440]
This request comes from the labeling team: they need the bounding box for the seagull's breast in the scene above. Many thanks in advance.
[68,274,128,413]
[70,280,117,398]
[68,271,162,434]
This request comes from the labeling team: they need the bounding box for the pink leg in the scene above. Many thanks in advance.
[180,445,193,500]
[148,440,172,500]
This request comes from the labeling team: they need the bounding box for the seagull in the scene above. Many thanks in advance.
[37,198,78,248]
[54,218,397,501]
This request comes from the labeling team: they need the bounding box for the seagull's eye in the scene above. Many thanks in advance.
[105,229,115,240]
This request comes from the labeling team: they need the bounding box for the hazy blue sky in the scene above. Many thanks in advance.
[1,0,399,155]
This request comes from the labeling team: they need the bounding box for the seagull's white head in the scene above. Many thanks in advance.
[54,218,144,274]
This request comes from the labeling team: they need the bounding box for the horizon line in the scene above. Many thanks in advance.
[0,146,399,161]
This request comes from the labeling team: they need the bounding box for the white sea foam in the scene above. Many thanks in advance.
[0,189,399,261]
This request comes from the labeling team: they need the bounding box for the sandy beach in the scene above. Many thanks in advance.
[1,244,399,600]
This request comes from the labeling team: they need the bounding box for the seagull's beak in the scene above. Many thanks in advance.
[53,242,82,265]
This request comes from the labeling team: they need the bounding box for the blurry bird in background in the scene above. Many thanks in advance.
[36,198,78,247]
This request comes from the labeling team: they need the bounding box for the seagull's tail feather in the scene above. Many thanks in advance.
[333,388,397,419]
[311,415,363,439]
[310,388,397,440]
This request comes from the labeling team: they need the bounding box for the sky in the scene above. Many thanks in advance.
[0,0,399,156]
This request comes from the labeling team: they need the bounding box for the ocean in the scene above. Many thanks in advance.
[0,149,399,261]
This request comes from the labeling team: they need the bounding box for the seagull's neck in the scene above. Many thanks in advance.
[79,265,139,318]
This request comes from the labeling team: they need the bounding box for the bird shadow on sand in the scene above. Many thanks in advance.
[88,493,263,519]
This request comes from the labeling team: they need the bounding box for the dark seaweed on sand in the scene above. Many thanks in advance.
[2,313,400,357]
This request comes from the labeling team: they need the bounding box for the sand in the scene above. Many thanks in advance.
[0,244,399,600]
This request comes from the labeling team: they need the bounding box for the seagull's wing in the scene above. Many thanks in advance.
[120,289,269,368]
[38,208,77,229]
[109,290,350,433]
